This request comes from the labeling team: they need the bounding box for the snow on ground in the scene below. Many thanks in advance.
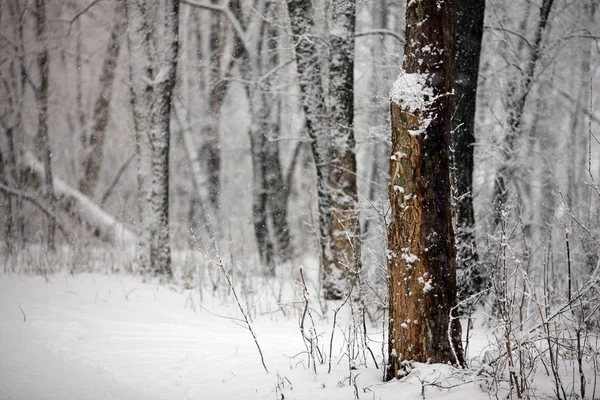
[0,269,581,400]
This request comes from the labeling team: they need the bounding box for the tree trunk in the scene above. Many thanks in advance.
[452,0,485,298]
[492,0,554,225]
[327,0,361,298]
[78,0,127,197]
[285,0,333,296]
[4,0,26,247]
[386,0,464,380]
[33,0,55,251]
[264,114,294,265]
[263,5,294,265]
[127,0,179,277]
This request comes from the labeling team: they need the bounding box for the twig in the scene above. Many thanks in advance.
[100,151,135,207]
[68,0,105,35]
[18,305,26,321]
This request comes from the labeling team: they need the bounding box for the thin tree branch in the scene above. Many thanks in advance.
[100,151,136,207]
[355,29,404,44]
[68,0,105,35]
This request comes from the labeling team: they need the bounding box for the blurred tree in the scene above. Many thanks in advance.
[78,0,127,198]
[33,0,56,251]
[127,0,180,276]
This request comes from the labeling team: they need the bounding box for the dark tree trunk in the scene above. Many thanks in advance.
[264,115,294,265]
[203,4,227,211]
[250,122,275,270]
[263,6,294,265]
[386,0,464,380]
[452,0,485,298]
[285,0,333,296]
[327,0,361,298]
[78,0,127,198]
[34,0,55,251]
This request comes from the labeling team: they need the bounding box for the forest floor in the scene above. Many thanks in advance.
[0,265,586,399]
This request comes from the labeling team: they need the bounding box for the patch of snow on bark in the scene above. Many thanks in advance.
[390,70,433,113]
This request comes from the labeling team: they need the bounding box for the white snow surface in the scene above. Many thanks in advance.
[0,271,578,399]
[390,71,433,114]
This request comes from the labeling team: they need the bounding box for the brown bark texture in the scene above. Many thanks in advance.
[386,0,464,380]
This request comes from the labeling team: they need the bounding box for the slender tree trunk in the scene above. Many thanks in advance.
[492,0,554,225]
[327,0,361,298]
[33,0,55,251]
[203,4,227,210]
[452,0,485,297]
[285,0,332,295]
[263,4,294,265]
[127,0,179,276]
[264,113,294,265]
[7,0,26,246]
[386,0,464,380]
[78,0,127,197]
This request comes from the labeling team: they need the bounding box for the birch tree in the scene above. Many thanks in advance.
[127,0,180,276]
[386,0,464,379]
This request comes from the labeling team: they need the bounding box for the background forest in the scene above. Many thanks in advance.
[1,0,600,398]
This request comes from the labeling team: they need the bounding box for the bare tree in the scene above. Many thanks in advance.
[78,0,128,198]
[127,0,180,276]
[452,0,486,297]
[492,0,555,225]
[33,0,56,251]
[327,0,362,297]
[386,0,464,379]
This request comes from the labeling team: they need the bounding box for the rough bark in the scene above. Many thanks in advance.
[285,0,332,295]
[33,0,55,251]
[78,0,127,197]
[327,0,361,298]
[127,0,179,276]
[452,0,485,297]
[386,0,464,380]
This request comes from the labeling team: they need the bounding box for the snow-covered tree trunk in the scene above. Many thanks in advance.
[452,0,485,298]
[327,0,361,298]
[127,0,179,276]
[285,0,332,293]
[78,0,127,198]
[33,0,55,251]
[386,0,464,380]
